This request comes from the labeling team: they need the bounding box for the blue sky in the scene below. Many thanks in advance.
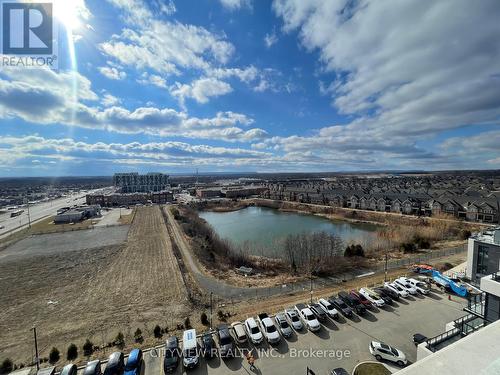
[1,0,500,176]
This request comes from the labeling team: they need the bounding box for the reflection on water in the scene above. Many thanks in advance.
[199,206,379,258]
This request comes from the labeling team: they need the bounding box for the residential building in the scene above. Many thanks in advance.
[466,228,500,282]
[196,187,222,199]
[86,191,173,206]
[113,172,169,193]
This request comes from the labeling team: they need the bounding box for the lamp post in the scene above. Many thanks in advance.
[32,326,39,371]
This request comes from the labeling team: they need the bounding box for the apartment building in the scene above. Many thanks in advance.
[113,172,170,193]
[466,228,500,282]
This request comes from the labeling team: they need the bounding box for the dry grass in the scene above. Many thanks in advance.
[0,206,195,366]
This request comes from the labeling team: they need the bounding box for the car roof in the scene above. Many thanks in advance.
[126,349,141,365]
[245,317,257,326]
[107,352,123,366]
[166,336,178,348]
[275,312,286,319]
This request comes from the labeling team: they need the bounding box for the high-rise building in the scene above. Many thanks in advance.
[113,172,170,193]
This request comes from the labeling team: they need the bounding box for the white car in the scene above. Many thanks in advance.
[407,278,430,294]
[318,298,339,320]
[295,303,320,332]
[395,278,418,295]
[359,288,385,307]
[244,317,263,344]
[285,308,303,331]
[257,313,281,344]
[385,282,409,298]
[369,341,408,366]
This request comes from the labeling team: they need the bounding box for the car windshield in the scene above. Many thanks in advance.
[220,336,231,345]
[291,315,299,322]
[250,326,259,334]
[165,349,178,359]
[184,348,197,358]
[267,325,276,333]
[306,314,315,321]
[280,320,289,328]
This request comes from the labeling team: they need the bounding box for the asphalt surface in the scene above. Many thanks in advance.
[0,192,93,239]
[88,288,466,375]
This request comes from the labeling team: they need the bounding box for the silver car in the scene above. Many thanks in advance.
[274,313,293,338]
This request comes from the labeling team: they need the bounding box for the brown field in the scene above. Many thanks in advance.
[0,206,191,366]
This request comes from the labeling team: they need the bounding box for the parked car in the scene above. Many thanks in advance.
[244,317,264,344]
[407,278,430,294]
[104,352,124,375]
[274,313,293,338]
[231,321,248,344]
[338,291,366,315]
[329,297,353,317]
[182,329,199,369]
[201,332,215,358]
[369,341,408,366]
[285,308,304,331]
[372,287,394,305]
[413,333,427,345]
[84,361,102,375]
[395,277,418,295]
[309,303,328,322]
[257,313,281,344]
[385,282,409,298]
[60,364,77,375]
[318,298,339,319]
[124,349,142,375]
[217,324,234,357]
[349,290,373,307]
[163,337,179,373]
[374,286,400,301]
[330,368,349,375]
[295,303,321,332]
[359,288,385,307]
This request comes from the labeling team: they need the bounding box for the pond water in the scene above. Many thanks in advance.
[199,206,379,257]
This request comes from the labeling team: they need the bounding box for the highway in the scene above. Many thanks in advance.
[0,191,95,239]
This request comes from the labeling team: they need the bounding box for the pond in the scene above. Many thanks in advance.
[199,206,379,257]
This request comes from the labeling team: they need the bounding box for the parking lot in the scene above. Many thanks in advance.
[95,288,466,375]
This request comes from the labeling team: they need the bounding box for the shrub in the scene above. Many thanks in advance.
[153,325,162,338]
[344,244,365,257]
[83,339,94,356]
[115,332,125,348]
[49,347,60,364]
[1,359,13,375]
[460,229,472,240]
[134,328,143,343]
[200,312,209,326]
[217,310,226,321]
[401,242,417,253]
[67,343,78,361]
[414,236,430,249]
[184,317,191,329]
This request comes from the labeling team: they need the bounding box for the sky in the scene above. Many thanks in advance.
[1,0,500,177]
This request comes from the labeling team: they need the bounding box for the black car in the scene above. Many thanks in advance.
[60,364,77,375]
[377,286,400,301]
[84,361,102,375]
[309,303,327,321]
[217,325,234,358]
[413,333,427,345]
[330,368,349,375]
[329,297,353,317]
[201,332,215,358]
[373,288,393,305]
[338,291,366,315]
[163,336,180,373]
[104,352,124,375]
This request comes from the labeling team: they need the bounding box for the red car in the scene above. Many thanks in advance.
[349,290,373,307]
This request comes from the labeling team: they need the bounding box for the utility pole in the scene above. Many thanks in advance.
[384,253,388,282]
[210,292,213,330]
[32,326,40,371]
[310,271,313,304]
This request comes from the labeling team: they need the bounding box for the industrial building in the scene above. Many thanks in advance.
[54,205,101,224]
[113,172,170,193]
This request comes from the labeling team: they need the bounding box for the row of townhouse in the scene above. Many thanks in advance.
[261,188,500,223]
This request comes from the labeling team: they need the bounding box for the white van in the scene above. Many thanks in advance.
[182,329,199,369]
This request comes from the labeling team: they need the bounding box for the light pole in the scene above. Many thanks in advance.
[32,326,40,371]
[210,292,213,330]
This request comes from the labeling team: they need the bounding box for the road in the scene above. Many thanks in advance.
[0,191,99,239]
[122,289,466,375]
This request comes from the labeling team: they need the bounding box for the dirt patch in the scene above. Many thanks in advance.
[0,206,195,366]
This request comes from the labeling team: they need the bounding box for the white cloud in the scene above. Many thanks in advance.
[219,0,252,11]
[264,31,278,48]
[170,77,233,106]
[101,93,121,107]
[98,66,127,80]
[137,72,167,88]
